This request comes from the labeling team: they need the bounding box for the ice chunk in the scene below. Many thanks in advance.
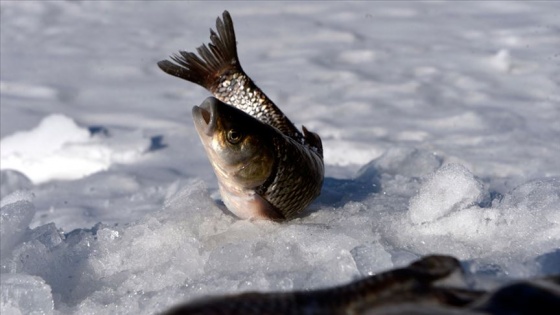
[358,147,443,179]
[0,114,95,184]
[0,170,32,199]
[350,148,443,200]
[0,114,151,184]
[0,190,34,208]
[1,114,90,159]
[350,243,393,276]
[393,175,559,271]
[3,182,221,310]
[408,164,484,224]
[494,177,560,249]
[0,193,35,260]
[497,177,559,217]
[27,223,64,250]
[0,274,53,315]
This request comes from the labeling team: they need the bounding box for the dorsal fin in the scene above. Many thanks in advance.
[302,125,323,158]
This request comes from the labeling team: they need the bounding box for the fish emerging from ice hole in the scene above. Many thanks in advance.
[158,11,324,220]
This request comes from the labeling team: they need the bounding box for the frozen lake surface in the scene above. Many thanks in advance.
[1,1,559,314]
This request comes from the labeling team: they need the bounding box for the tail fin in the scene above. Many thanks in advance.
[157,10,241,90]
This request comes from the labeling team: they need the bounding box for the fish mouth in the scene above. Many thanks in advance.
[192,97,218,136]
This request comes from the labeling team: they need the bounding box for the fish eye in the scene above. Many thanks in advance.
[227,129,243,144]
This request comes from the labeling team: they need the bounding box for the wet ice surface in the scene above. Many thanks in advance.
[1,1,559,314]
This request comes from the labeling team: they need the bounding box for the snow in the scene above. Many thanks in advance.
[1,274,53,315]
[0,114,151,184]
[408,163,484,224]
[1,1,559,314]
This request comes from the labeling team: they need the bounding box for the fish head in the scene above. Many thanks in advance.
[192,97,276,190]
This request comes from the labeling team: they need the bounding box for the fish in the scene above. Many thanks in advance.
[158,11,324,220]
[162,254,560,314]
[162,255,485,315]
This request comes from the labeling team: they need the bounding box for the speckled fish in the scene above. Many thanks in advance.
[158,11,324,220]
[162,255,484,315]
[162,254,560,314]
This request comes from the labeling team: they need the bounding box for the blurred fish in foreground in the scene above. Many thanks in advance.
[162,254,560,315]
[158,11,324,220]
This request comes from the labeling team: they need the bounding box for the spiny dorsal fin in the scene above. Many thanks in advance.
[157,10,241,90]
[302,125,323,158]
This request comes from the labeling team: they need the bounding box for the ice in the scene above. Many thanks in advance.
[498,177,559,218]
[350,243,393,277]
[0,192,35,261]
[391,171,560,278]
[358,147,443,179]
[407,175,559,252]
[0,170,32,199]
[0,274,53,315]
[408,164,484,224]
[493,178,560,253]
[1,164,558,313]
[0,114,151,184]
[1,1,559,314]
[1,115,90,159]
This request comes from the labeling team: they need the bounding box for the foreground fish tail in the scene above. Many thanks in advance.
[157,11,239,89]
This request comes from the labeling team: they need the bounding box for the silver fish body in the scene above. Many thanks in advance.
[158,11,324,220]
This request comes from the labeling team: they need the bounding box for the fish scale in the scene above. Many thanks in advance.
[264,135,324,218]
[211,55,307,150]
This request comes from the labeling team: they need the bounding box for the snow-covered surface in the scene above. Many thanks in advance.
[1,1,559,314]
